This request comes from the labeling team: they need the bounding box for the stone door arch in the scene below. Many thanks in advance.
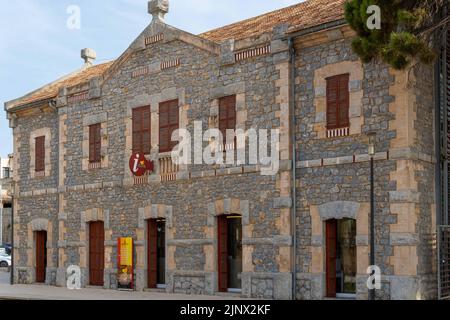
[27,218,53,284]
[136,203,174,291]
[207,198,249,294]
[307,201,369,299]
[80,208,110,288]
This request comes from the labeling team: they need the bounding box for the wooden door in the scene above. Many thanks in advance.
[326,219,337,297]
[147,219,157,288]
[35,231,47,283]
[218,216,228,292]
[89,221,104,286]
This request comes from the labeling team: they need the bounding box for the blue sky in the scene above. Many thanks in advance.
[0,0,302,158]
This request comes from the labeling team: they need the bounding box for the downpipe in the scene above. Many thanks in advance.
[288,37,297,300]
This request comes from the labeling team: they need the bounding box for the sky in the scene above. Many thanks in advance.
[0,0,302,158]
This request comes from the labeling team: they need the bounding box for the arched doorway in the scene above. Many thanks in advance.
[326,218,357,298]
[218,214,242,292]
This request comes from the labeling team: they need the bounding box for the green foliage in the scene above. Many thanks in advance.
[344,0,436,70]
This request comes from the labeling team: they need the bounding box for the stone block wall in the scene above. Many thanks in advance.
[8,19,438,300]
[294,35,437,300]
[1,207,11,244]
[10,22,294,300]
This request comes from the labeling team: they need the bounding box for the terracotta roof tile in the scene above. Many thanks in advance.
[9,61,113,109]
[199,0,346,42]
[9,0,347,109]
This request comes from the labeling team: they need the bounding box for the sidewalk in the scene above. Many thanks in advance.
[0,272,243,300]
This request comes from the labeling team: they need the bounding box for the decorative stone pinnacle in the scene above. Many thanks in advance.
[81,48,96,66]
[148,0,169,22]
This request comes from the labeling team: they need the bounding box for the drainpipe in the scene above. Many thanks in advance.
[435,4,447,300]
[435,41,443,300]
[288,37,297,300]
[435,38,443,229]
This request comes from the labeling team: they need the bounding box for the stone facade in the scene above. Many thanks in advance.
[294,34,437,300]
[1,208,11,245]
[0,156,12,245]
[4,0,439,300]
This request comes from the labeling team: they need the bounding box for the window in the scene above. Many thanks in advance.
[35,136,45,172]
[326,74,349,129]
[89,123,102,163]
[132,106,151,155]
[2,167,10,179]
[159,100,179,153]
[219,95,236,149]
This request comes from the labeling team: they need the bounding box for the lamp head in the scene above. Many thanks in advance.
[367,131,376,156]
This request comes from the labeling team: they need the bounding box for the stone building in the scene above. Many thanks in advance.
[0,155,13,245]
[3,0,448,300]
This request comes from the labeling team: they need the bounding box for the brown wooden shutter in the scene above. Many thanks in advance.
[218,215,228,292]
[326,74,349,129]
[35,136,45,172]
[142,107,151,154]
[89,123,101,163]
[326,219,337,298]
[159,100,179,153]
[219,95,236,148]
[219,95,236,137]
[132,106,151,154]
[147,219,158,288]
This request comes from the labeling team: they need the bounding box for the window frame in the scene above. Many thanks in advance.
[132,106,152,155]
[88,123,102,164]
[218,95,237,148]
[35,136,45,173]
[159,99,179,153]
[2,167,10,179]
[326,73,350,130]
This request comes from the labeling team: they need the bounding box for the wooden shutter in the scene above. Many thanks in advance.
[218,216,228,292]
[132,106,151,154]
[35,136,45,172]
[326,74,349,129]
[147,219,158,288]
[35,231,47,283]
[219,95,236,141]
[89,221,105,286]
[326,219,337,298]
[89,123,101,163]
[159,100,179,153]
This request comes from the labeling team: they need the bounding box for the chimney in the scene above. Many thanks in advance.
[81,48,96,66]
[148,0,169,22]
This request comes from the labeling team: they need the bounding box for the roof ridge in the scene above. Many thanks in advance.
[5,0,346,110]
[4,66,87,110]
[198,0,345,42]
[199,1,306,38]
[5,62,113,110]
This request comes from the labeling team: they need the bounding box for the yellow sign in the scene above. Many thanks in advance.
[118,237,133,289]
[119,237,133,266]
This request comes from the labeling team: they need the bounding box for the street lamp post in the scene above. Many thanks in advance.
[367,132,376,301]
